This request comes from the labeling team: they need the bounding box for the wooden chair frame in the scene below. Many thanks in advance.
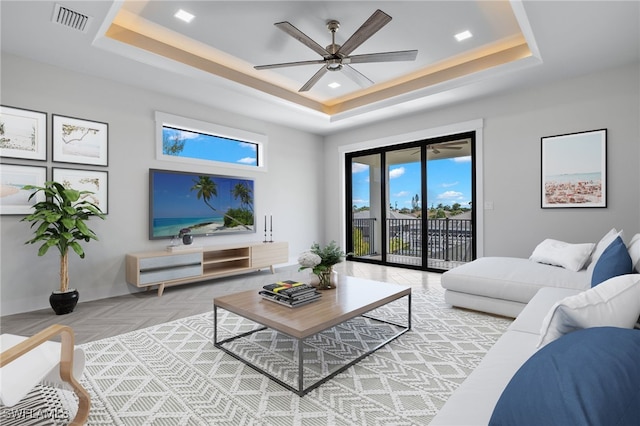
[1,324,90,425]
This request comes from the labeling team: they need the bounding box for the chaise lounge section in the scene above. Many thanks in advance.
[441,228,639,318]
[441,256,589,317]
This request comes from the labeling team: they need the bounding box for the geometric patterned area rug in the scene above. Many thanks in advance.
[2,287,512,425]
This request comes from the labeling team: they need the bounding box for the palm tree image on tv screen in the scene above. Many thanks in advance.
[149,169,255,239]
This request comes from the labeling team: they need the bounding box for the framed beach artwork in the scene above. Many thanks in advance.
[53,167,108,214]
[0,105,47,161]
[52,114,108,166]
[0,164,47,215]
[541,129,607,208]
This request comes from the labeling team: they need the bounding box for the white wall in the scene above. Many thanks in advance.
[0,54,324,315]
[2,54,639,316]
[324,64,640,258]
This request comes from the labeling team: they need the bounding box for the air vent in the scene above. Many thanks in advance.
[52,4,92,33]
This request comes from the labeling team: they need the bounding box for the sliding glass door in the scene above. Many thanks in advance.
[349,152,382,260]
[346,132,475,271]
[385,146,424,267]
[424,139,474,269]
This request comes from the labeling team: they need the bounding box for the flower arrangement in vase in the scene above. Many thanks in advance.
[298,241,348,290]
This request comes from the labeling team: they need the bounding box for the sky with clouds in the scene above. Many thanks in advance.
[164,128,257,165]
[352,156,472,210]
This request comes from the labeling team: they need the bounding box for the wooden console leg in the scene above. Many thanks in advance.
[270,265,275,274]
[157,283,165,296]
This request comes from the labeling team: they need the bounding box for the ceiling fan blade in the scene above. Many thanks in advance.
[338,9,392,57]
[275,21,329,57]
[346,50,418,64]
[299,66,328,92]
[254,59,326,70]
[342,65,374,88]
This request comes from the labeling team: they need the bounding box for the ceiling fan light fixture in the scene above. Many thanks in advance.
[327,60,343,71]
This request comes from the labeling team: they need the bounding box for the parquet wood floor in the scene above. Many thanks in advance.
[0,262,443,344]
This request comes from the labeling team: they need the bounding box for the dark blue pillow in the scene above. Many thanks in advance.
[489,327,640,426]
[591,236,633,286]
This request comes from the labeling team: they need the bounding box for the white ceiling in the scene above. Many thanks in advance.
[1,1,638,135]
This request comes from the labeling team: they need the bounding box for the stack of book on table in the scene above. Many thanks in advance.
[258,280,321,308]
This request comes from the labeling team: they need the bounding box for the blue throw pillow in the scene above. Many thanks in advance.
[591,236,633,286]
[489,327,640,426]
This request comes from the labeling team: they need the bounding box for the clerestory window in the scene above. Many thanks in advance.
[155,111,267,171]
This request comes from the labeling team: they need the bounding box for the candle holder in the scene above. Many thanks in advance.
[269,215,274,243]
[263,214,268,243]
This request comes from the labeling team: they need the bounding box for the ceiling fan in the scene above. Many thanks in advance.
[254,9,418,92]
[412,141,467,155]
[430,142,465,154]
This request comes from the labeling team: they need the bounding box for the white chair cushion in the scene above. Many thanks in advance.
[0,334,85,407]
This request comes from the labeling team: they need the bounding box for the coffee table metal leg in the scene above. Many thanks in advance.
[298,338,304,394]
[213,305,218,344]
[408,293,412,329]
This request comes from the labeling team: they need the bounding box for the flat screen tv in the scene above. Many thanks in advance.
[149,168,255,239]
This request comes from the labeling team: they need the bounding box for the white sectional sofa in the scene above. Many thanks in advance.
[431,274,640,425]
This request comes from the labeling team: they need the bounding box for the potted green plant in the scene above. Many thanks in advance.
[21,181,105,315]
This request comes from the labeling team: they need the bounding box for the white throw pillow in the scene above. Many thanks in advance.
[627,233,640,272]
[529,239,595,272]
[537,274,640,347]
[586,228,623,275]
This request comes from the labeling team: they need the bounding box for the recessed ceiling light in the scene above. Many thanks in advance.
[328,82,341,89]
[175,9,195,23]
[454,30,472,42]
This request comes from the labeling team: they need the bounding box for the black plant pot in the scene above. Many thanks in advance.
[49,289,79,315]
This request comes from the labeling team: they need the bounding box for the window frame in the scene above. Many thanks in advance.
[155,111,267,172]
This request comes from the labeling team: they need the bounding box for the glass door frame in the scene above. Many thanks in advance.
[345,131,477,272]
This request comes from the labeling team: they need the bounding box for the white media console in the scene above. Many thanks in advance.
[126,241,288,296]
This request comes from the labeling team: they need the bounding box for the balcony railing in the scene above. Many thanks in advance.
[353,218,377,257]
[352,217,473,264]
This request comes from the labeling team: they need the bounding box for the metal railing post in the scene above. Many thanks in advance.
[445,217,450,261]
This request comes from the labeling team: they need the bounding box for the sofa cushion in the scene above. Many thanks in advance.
[538,274,640,347]
[508,287,580,335]
[591,236,633,286]
[529,239,594,271]
[490,327,640,426]
[627,233,640,272]
[587,228,623,276]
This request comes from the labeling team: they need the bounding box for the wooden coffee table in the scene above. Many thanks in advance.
[213,275,411,396]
